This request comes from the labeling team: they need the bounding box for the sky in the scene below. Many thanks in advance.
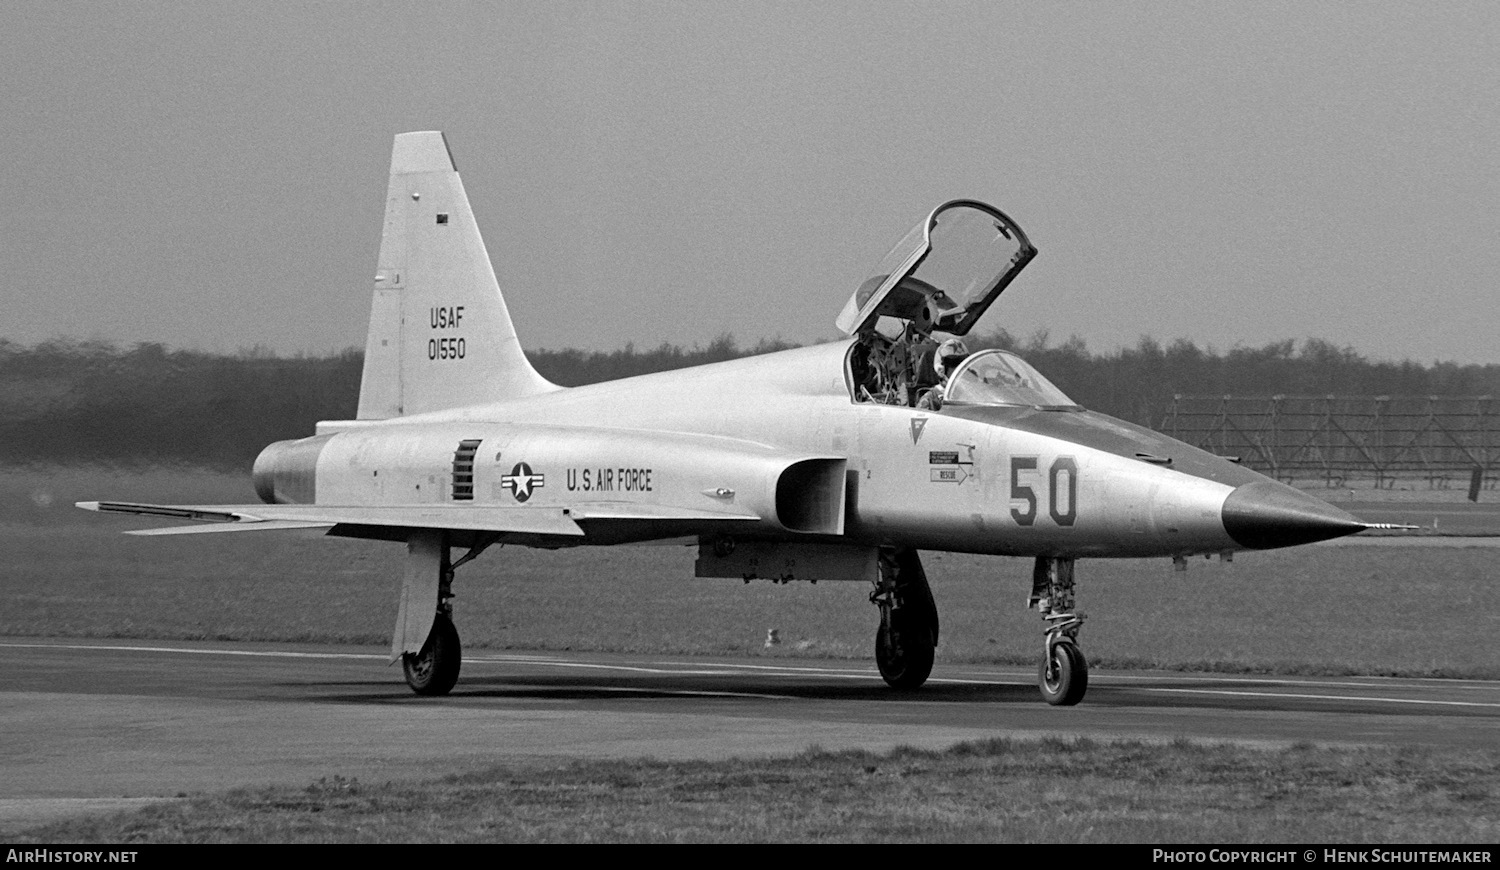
[1,2,1496,363]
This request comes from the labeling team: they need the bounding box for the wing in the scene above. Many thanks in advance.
[77,500,759,540]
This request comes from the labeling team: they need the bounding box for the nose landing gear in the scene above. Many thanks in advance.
[1031,556,1088,706]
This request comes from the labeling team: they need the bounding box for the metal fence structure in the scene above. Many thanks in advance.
[1160,395,1500,490]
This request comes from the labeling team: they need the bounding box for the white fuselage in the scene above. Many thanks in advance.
[282,340,1250,559]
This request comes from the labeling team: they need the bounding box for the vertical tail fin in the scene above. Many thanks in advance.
[356,131,557,419]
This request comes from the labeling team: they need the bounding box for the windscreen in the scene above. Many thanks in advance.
[943,349,1079,408]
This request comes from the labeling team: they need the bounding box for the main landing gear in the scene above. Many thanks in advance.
[394,530,497,696]
[404,611,461,696]
[1030,556,1088,705]
[870,547,938,690]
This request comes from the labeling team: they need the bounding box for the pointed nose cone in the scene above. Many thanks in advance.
[1222,481,1367,549]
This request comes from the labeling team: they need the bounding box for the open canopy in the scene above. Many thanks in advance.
[835,200,1036,337]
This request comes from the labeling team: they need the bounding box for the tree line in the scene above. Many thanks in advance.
[2,334,1495,468]
[967,330,1500,428]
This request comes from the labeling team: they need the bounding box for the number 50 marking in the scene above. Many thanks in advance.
[1009,455,1078,527]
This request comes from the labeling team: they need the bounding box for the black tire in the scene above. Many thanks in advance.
[875,616,935,690]
[403,614,461,696]
[1038,641,1088,706]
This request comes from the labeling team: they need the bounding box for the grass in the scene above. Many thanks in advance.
[3,465,1499,677]
[15,738,1499,843]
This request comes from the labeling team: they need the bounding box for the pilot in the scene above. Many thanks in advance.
[916,338,969,410]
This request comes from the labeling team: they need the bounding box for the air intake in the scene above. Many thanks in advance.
[774,458,848,534]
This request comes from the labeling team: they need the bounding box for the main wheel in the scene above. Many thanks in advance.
[403,614,461,696]
[1038,640,1088,706]
[875,617,935,690]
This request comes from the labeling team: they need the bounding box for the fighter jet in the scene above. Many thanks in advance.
[80,131,1379,705]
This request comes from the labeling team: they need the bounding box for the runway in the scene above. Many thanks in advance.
[2,638,1498,833]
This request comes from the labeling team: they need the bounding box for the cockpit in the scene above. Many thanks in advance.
[840,200,1071,411]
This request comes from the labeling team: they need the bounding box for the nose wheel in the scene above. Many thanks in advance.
[1038,617,1088,706]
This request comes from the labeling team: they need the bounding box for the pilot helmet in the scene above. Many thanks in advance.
[935,338,969,380]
